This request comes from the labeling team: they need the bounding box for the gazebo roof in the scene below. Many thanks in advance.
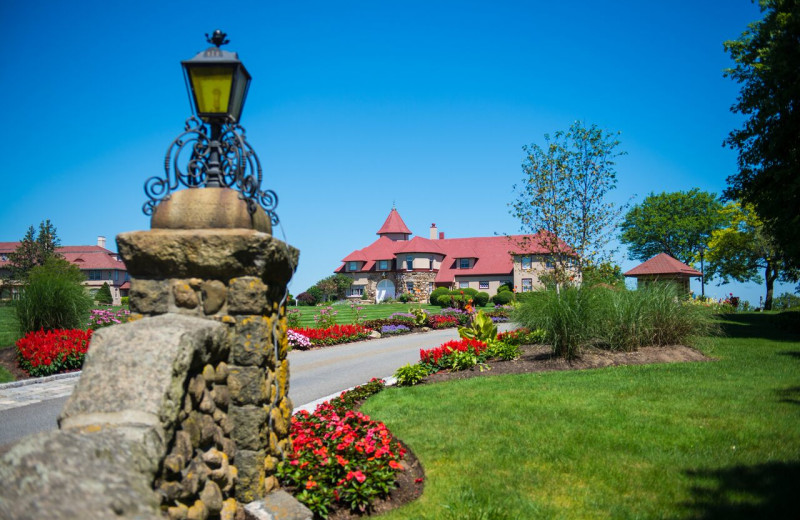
[624,253,702,278]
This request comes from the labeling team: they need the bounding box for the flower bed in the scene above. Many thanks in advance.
[288,329,312,350]
[380,324,411,336]
[278,379,407,517]
[87,308,130,330]
[497,327,546,346]
[292,324,372,347]
[419,338,488,368]
[16,329,93,377]
[428,315,459,329]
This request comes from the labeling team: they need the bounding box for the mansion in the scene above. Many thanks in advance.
[0,236,130,305]
[335,208,568,302]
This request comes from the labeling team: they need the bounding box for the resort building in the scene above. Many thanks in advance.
[335,208,572,302]
[0,236,130,304]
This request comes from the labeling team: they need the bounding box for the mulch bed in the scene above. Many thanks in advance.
[0,346,29,382]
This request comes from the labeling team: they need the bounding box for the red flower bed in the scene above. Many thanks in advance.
[419,338,487,366]
[16,329,93,377]
[428,315,459,329]
[278,388,406,516]
[293,324,372,347]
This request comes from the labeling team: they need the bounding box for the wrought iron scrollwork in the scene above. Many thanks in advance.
[143,116,279,225]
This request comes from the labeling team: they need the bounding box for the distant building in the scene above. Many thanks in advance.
[335,207,574,302]
[0,236,130,304]
[623,253,701,294]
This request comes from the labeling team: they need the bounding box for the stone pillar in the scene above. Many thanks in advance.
[118,187,299,505]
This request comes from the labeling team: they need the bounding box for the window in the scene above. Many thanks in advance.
[378,260,389,270]
[0,254,6,261]
[348,261,358,271]
[348,285,364,297]
[459,258,470,269]
[521,256,531,270]
[479,281,489,290]
[428,282,435,293]
[114,270,119,281]
[89,270,102,280]
[406,255,413,270]
[459,281,469,289]
[429,258,434,270]
[406,281,414,292]
[545,257,555,269]
[522,278,533,292]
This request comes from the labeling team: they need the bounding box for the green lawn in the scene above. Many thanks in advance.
[0,305,20,349]
[362,312,800,519]
[290,302,446,327]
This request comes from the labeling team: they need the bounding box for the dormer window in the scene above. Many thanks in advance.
[459,258,470,269]
[348,261,359,272]
[378,260,389,270]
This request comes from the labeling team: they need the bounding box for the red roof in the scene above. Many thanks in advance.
[0,243,126,271]
[623,253,701,277]
[376,209,412,236]
[337,231,560,283]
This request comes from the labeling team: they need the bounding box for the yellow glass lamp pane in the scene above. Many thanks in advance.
[189,67,233,114]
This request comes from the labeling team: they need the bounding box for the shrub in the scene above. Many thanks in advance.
[429,287,449,305]
[393,363,432,386]
[491,291,514,305]
[486,341,521,361]
[409,308,429,327]
[120,296,129,306]
[774,292,800,311]
[296,292,316,306]
[397,293,413,303]
[436,294,454,307]
[473,291,490,307]
[497,283,512,293]
[460,288,479,298]
[15,257,93,335]
[16,328,93,377]
[95,282,113,304]
[458,311,498,343]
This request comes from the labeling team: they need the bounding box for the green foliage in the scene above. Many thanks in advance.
[704,202,796,310]
[724,1,800,271]
[497,283,512,293]
[581,261,625,289]
[773,292,800,311]
[409,307,429,327]
[329,378,386,409]
[429,287,449,304]
[305,286,323,305]
[460,287,479,298]
[393,363,432,386]
[397,293,413,303]
[620,189,725,265]
[491,290,514,306]
[511,120,626,284]
[473,291,490,307]
[448,350,481,371]
[95,282,113,304]
[7,220,62,280]
[120,296,129,306]
[458,311,498,343]
[15,257,92,334]
[436,294,454,307]
[314,274,354,302]
[486,341,521,361]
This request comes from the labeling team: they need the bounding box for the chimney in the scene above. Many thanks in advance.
[430,223,438,240]
[97,236,106,249]
[439,232,445,240]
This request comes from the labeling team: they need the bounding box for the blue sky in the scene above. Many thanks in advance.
[1,0,793,306]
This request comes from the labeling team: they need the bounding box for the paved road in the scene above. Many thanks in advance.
[0,324,513,448]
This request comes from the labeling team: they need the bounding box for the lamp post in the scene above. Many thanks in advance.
[143,30,278,224]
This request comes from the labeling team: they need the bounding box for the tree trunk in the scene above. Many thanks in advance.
[764,262,778,311]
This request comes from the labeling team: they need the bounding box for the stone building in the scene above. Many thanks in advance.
[335,208,569,302]
[623,252,702,295]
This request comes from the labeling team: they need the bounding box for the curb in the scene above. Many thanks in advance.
[0,371,82,391]
[293,376,397,415]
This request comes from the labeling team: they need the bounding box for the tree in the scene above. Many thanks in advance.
[703,203,796,310]
[511,121,626,286]
[314,274,353,302]
[723,0,800,270]
[7,220,62,280]
[95,282,113,304]
[619,189,725,265]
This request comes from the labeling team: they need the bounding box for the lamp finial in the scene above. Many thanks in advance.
[206,29,229,48]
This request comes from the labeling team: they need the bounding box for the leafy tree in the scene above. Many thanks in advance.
[723,0,800,270]
[511,121,626,286]
[95,282,113,304]
[619,189,725,265]
[703,203,796,310]
[15,257,92,334]
[314,274,353,302]
[581,261,626,289]
[7,220,62,280]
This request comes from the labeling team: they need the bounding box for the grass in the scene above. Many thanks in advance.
[361,312,800,519]
[290,302,447,327]
[0,305,20,349]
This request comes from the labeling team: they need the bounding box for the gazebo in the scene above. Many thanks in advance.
[623,253,702,295]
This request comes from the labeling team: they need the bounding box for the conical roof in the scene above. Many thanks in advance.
[376,208,412,236]
[624,253,702,277]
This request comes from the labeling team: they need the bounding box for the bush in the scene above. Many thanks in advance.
[95,282,113,304]
[436,294,454,307]
[774,292,800,311]
[491,291,514,305]
[497,283,512,293]
[15,258,93,334]
[397,293,413,303]
[429,287,449,305]
[394,363,432,386]
[16,328,93,377]
[460,288,479,298]
[296,292,316,306]
[486,341,521,361]
[474,292,490,307]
